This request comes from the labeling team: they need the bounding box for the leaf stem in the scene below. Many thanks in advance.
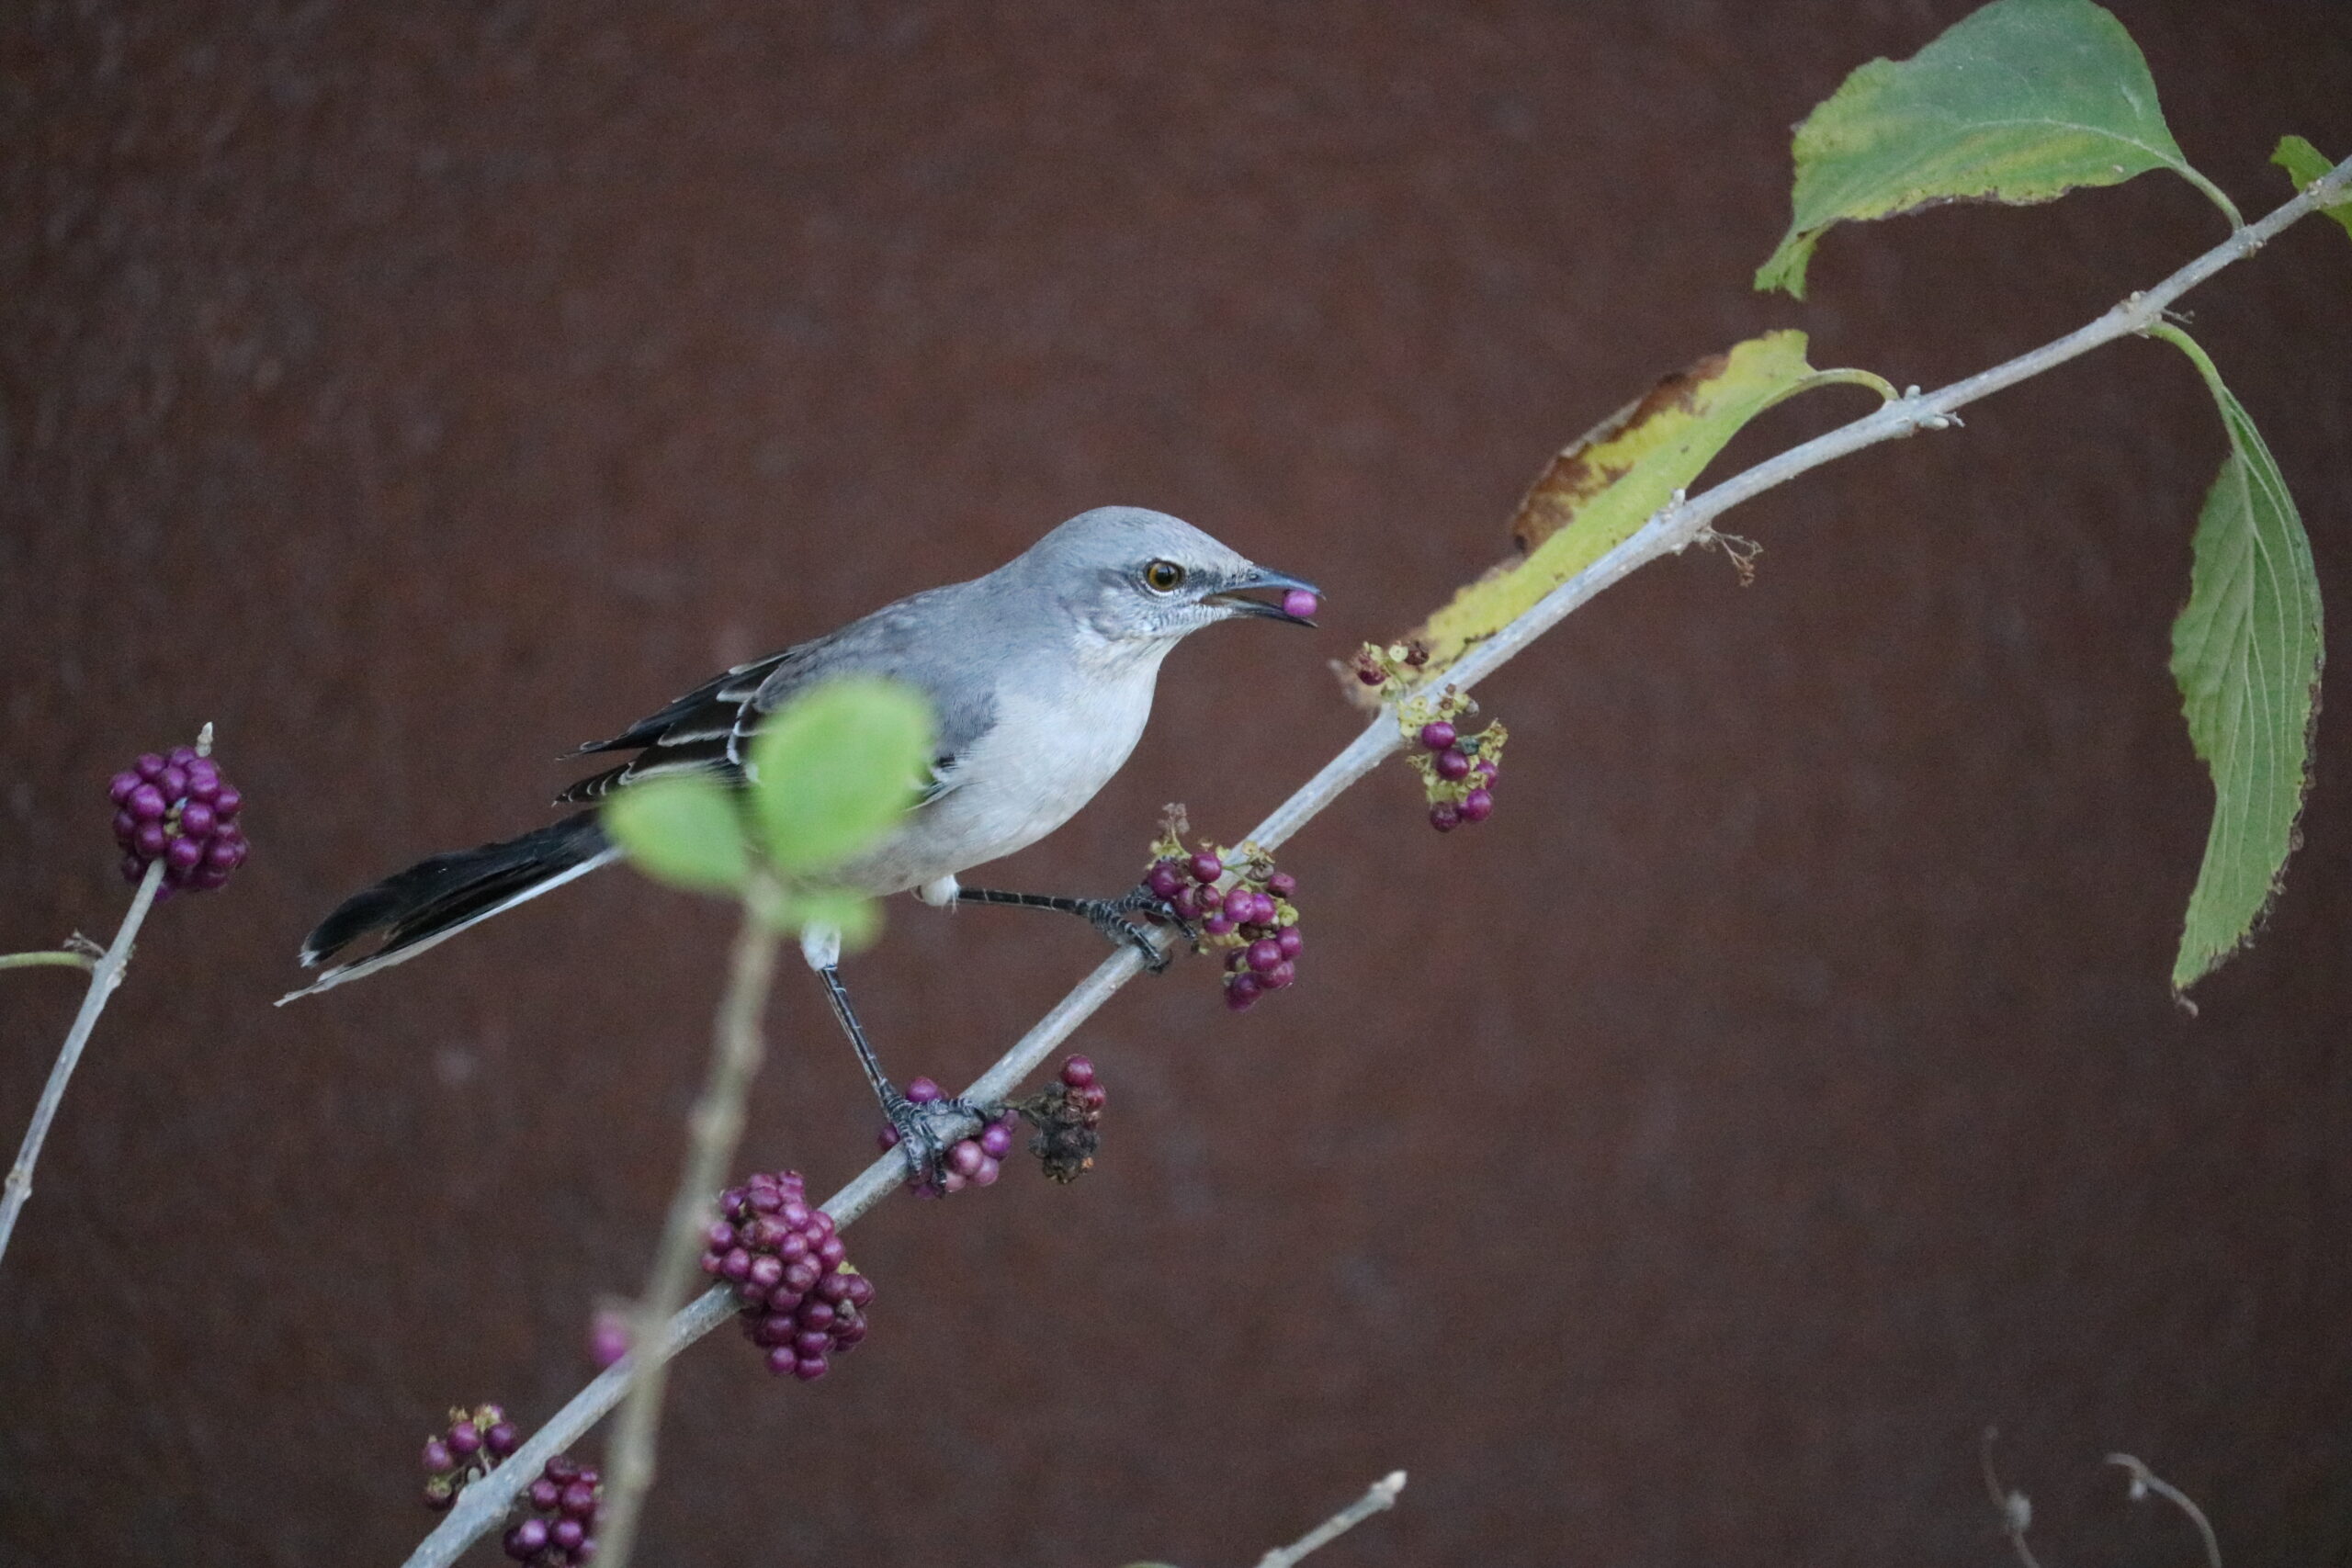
[398,146,2352,1568]
[0,859,166,1266]
[2177,164,2247,234]
[0,951,98,974]
[593,880,784,1568]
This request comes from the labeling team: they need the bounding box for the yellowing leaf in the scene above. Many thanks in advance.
[1758,0,2229,299]
[2271,135,2352,245]
[603,774,750,894]
[2156,326,2324,995]
[750,677,935,875]
[1395,332,1819,674]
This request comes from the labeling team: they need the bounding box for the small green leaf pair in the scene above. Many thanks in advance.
[601,677,935,944]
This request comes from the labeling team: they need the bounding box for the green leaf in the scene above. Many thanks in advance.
[2153,325,2324,996]
[1390,332,1826,674]
[1758,0,2233,299]
[2271,134,2352,244]
[603,774,750,893]
[750,676,935,875]
[779,887,885,952]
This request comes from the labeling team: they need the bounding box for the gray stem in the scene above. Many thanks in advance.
[0,858,167,1265]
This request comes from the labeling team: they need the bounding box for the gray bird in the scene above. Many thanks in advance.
[285,505,1317,1165]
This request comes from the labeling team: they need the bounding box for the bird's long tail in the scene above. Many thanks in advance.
[279,813,618,1004]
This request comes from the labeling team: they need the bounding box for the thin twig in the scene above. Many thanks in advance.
[1980,1427,2041,1568]
[1254,1471,1407,1568]
[2108,1453,2223,1568]
[401,152,2352,1568]
[594,885,785,1568]
[0,951,98,973]
[0,858,166,1265]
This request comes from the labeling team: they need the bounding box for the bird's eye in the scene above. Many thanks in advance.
[1143,559,1186,593]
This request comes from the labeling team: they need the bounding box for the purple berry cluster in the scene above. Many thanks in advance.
[1141,822,1303,1012]
[420,1402,521,1512]
[419,1404,600,1562]
[878,1077,1019,1197]
[508,1455,601,1564]
[700,1169,872,1381]
[1411,712,1506,832]
[108,745,247,897]
[1023,1055,1108,1184]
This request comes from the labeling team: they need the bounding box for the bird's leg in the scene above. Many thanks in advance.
[812,964,979,1183]
[951,885,1189,971]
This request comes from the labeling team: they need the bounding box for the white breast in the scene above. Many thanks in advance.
[840,646,1169,895]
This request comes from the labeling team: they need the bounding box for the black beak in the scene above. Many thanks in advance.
[1205,566,1321,627]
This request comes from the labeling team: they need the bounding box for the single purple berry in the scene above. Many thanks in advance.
[560,1480,597,1518]
[1222,885,1255,921]
[545,1456,581,1483]
[815,1235,846,1268]
[1436,749,1472,782]
[1246,938,1283,973]
[1062,1055,1097,1088]
[947,1141,984,1178]
[1460,788,1495,823]
[1188,852,1222,884]
[165,836,204,873]
[1266,870,1297,899]
[1357,664,1385,685]
[112,809,138,845]
[748,1255,785,1290]
[972,1155,1001,1186]
[1250,891,1277,925]
[1227,973,1263,1010]
[422,1438,453,1472]
[529,1478,562,1510]
[166,745,198,769]
[551,1517,588,1552]
[212,785,243,819]
[134,821,167,858]
[906,1077,943,1103]
[1276,926,1304,959]
[180,800,217,838]
[1264,960,1297,989]
[485,1422,519,1459]
[129,784,167,822]
[1430,803,1462,832]
[794,1355,830,1382]
[134,753,165,782]
[1201,914,1234,936]
[765,1346,797,1377]
[843,1273,875,1307]
[979,1120,1015,1158]
[108,771,141,806]
[1472,758,1498,783]
[158,764,187,800]
[503,1518,550,1560]
[447,1420,481,1457]
[1282,588,1318,620]
[1419,720,1456,751]
[1147,862,1184,900]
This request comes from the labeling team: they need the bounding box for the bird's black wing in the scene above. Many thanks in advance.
[554,647,802,804]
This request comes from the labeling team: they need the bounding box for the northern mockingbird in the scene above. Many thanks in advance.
[285,505,1317,1169]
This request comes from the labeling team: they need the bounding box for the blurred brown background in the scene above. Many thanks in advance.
[5,2,2350,1563]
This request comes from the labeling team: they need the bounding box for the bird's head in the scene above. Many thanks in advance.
[1021,505,1319,650]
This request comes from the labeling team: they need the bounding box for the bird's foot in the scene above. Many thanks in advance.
[877,1087,988,1188]
[1084,886,1191,972]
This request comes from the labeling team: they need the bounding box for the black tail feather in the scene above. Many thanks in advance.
[299,813,611,971]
